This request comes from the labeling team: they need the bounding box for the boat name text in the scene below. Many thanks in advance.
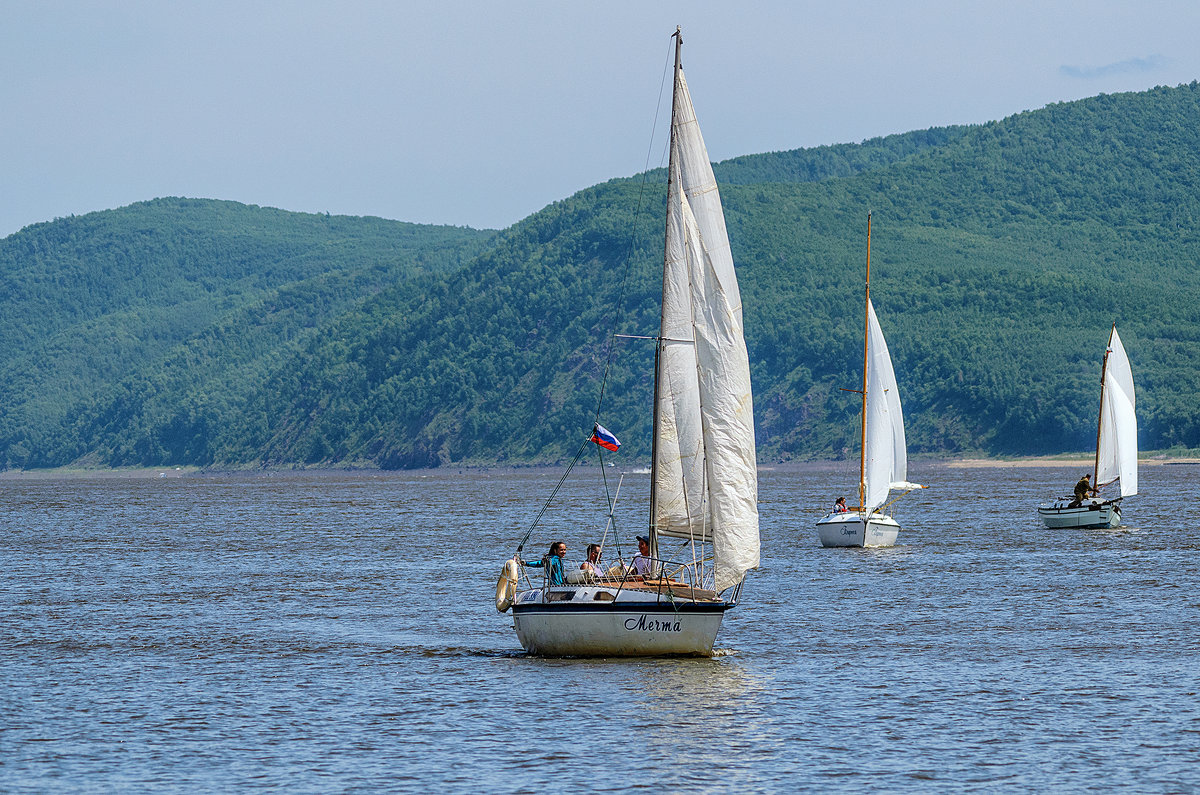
[625,615,683,633]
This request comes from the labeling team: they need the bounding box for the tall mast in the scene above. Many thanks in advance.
[648,26,683,548]
[1092,322,1116,486]
[859,213,872,510]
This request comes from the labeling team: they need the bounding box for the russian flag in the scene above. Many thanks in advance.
[590,424,621,452]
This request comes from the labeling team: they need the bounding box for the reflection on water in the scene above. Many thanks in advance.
[1,463,1198,790]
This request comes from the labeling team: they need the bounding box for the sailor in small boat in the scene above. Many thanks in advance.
[522,541,567,585]
[1068,474,1095,508]
[832,497,849,514]
[580,543,605,577]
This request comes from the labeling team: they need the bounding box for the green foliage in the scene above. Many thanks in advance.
[4,82,1200,469]
[0,198,493,468]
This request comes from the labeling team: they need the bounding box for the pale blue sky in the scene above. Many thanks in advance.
[3,1,1199,237]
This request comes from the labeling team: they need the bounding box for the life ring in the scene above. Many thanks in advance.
[495,559,520,612]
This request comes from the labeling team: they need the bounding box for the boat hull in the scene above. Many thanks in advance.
[1038,500,1122,529]
[816,511,900,548]
[510,587,729,657]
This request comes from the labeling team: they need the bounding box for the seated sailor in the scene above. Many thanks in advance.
[1068,473,1094,508]
[580,543,605,577]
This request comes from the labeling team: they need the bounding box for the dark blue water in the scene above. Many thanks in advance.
[2,463,1198,791]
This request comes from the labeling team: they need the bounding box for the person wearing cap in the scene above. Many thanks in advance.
[630,535,655,578]
[521,540,568,585]
[1069,473,1094,508]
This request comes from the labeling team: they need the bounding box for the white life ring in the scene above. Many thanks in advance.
[495,559,520,612]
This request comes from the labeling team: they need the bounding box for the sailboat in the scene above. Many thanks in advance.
[494,27,759,656]
[1038,325,1137,529]
[816,215,924,548]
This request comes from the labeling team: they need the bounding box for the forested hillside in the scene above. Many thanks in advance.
[0,199,494,467]
[3,83,1200,469]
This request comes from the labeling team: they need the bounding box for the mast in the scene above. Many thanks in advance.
[859,213,872,510]
[1092,322,1116,487]
[648,26,684,552]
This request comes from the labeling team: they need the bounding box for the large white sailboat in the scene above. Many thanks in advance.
[1038,325,1137,529]
[495,28,759,656]
[816,216,924,548]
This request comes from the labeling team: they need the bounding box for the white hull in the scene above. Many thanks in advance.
[816,511,900,548]
[1038,499,1122,529]
[510,586,729,656]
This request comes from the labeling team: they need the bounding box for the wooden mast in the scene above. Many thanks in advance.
[1092,322,1116,489]
[859,213,872,510]
[648,26,683,554]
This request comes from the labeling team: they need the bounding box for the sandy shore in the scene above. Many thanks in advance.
[945,456,1200,469]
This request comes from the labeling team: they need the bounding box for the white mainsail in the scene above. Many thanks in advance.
[652,61,759,593]
[1095,327,1137,497]
[862,299,919,513]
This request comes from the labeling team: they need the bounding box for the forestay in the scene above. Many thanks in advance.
[1095,327,1138,497]
[652,66,759,593]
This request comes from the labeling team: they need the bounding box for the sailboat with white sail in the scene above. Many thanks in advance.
[816,215,924,548]
[1038,325,1137,529]
[494,27,759,656]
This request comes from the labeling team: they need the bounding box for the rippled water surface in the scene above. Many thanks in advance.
[2,463,1199,791]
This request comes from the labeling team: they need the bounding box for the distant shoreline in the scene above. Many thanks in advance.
[943,456,1200,469]
[3,454,1200,480]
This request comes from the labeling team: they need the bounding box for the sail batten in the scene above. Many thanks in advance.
[652,61,758,592]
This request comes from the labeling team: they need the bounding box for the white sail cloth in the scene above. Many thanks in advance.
[863,299,917,513]
[1095,327,1137,496]
[653,67,759,593]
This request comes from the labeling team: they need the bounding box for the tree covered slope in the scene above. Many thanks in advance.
[3,82,1200,468]
[0,198,494,466]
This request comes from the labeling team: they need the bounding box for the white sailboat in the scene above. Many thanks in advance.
[816,215,924,548]
[1038,325,1137,529]
[495,28,759,656]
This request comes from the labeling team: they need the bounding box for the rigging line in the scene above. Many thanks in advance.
[597,447,626,561]
[516,437,589,554]
[591,35,676,424]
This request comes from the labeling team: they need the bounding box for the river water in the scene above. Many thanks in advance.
[2,462,1198,792]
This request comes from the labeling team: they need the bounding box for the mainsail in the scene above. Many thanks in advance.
[1095,327,1137,497]
[652,50,759,593]
[862,299,919,512]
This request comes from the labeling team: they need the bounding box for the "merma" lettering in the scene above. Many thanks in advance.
[624,615,683,632]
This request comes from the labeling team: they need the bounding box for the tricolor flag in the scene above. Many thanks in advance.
[590,424,621,452]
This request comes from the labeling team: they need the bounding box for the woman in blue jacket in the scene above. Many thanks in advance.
[523,541,567,585]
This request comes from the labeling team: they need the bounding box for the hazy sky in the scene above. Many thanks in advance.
[4,1,1200,237]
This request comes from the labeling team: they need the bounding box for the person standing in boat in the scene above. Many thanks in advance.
[1069,473,1095,507]
[522,541,568,586]
[581,544,605,577]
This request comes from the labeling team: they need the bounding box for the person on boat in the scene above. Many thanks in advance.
[630,536,655,578]
[1069,473,1095,507]
[522,541,567,586]
[581,543,605,577]
[833,497,849,514]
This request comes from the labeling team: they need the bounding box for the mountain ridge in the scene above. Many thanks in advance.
[3,82,1199,468]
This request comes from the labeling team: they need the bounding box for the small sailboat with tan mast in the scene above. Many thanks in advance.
[1038,324,1137,529]
[816,214,925,548]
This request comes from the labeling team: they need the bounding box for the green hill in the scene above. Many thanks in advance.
[0,199,494,467]
[3,82,1200,469]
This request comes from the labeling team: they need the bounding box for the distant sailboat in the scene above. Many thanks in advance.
[816,215,924,547]
[495,27,759,655]
[1038,325,1137,529]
